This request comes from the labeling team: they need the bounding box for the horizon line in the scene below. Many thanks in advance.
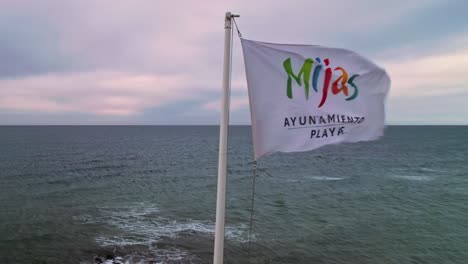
[1,124,467,126]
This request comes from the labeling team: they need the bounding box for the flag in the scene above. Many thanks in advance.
[241,39,391,159]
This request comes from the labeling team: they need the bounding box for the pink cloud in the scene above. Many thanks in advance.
[0,72,195,116]
[201,96,249,112]
[384,48,468,97]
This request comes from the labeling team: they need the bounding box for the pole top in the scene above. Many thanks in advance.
[225,12,240,19]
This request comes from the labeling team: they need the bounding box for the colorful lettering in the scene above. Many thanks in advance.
[283,58,313,99]
[283,57,359,107]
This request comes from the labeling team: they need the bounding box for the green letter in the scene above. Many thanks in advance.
[346,74,359,101]
[283,58,314,99]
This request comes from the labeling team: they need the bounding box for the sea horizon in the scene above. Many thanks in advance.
[2,124,468,126]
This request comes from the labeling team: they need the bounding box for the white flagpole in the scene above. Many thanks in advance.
[214,11,238,264]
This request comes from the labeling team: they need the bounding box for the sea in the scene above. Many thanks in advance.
[0,126,467,264]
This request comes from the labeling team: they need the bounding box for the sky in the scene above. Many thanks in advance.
[0,0,467,125]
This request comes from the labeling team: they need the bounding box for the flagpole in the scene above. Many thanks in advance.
[214,11,238,264]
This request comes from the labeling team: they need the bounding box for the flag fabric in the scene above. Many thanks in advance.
[241,39,391,159]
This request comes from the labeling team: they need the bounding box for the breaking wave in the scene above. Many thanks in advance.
[390,175,434,181]
[94,205,249,244]
[307,176,345,181]
[77,202,249,263]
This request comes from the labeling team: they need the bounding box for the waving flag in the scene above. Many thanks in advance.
[241,39,391,159]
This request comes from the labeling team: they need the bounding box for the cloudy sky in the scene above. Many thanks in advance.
[0,0,467,125]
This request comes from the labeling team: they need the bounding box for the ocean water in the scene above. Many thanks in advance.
[0,126,467,264]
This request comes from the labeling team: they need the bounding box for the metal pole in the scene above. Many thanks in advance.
[213,11,238,264]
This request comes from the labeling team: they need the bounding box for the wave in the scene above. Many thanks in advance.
[389,175,434,181]
[418,167,444,173]
[78,202,250,263]
[96,211,249,244]
[307,176,345,181]
[283,175,345,183]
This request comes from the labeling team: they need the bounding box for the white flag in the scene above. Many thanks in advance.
[241,39,391,159]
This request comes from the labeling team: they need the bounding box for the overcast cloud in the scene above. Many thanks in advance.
[0,0,467,125]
